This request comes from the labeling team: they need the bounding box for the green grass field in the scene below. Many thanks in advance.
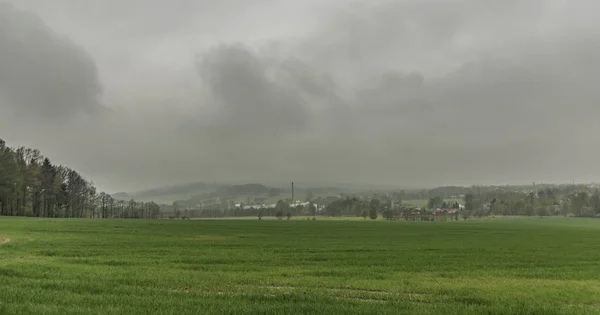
[1,217,600,314]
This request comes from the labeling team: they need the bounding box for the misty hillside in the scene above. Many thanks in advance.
[111,181,407,205]
[111,182,213,204]
[111,182,276,204]
[216,184,270,197]
[112,182,296,205]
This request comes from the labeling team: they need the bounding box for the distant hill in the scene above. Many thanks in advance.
[111,181,407,205]
[216,183,269,197]
[134,182,210,199]
[111,182,216,204]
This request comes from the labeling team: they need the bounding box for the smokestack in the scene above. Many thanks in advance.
[291,182,294,204]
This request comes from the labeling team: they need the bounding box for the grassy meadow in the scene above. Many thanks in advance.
[1,217,600,314]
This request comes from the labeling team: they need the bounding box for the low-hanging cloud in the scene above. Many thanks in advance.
[2,0,600,192]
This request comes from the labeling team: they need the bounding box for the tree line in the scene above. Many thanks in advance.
[318,185,600,221]
[0,139,160,219]
[459,187,600,218]
[170,185,600,221]
[171,200,318,219]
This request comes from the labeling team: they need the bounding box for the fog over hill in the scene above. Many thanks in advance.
[2,0,600,192]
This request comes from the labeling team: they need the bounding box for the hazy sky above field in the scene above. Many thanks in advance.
[2,0,600,192]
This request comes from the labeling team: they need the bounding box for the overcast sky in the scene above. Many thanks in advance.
[2,0,600,193]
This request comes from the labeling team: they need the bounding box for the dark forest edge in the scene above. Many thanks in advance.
[0,139,160,219]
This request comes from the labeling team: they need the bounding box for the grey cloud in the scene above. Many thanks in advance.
[3,0,600,192]
[0,3,105,122]
[299,0,581,78]
[196,44,310,138]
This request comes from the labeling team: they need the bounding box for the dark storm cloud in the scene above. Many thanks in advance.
[196,44,310,137]
[0,3,105,121]
[2,0,600,191]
